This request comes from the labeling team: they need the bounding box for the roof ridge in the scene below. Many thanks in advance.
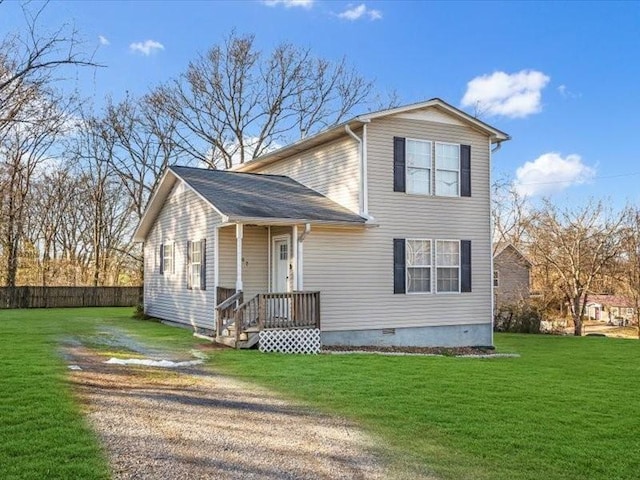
[170,164,292,180]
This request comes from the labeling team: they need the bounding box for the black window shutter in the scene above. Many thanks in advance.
[393,137,406,192]
[461,240,472,292]
[186,241,192,289]
[159,244,164,274]
[200,239,207,290]
[460,145,471,197]
[393,238,406,294]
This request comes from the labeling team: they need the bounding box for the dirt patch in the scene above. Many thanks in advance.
[65,345,392,480]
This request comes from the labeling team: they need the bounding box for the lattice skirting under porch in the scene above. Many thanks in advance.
[259,328,321,354]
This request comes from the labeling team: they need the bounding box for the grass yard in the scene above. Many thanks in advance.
[1,307,639,480]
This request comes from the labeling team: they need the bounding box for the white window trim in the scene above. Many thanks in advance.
[405,138,432,196]
[405,238,432,294]
[435,239,461,294]
[163,241,175,275]
[434,142,461,197]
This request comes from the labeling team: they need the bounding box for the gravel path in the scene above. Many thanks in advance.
[67,346,388,480]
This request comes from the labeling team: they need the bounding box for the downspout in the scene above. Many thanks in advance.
[345,123,370,219]
[489,138,497,347]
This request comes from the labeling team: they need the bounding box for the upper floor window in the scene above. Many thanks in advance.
[394,137,471,197]
[435,143,460,196]
[406,139,432,195]
[493,270,499,287]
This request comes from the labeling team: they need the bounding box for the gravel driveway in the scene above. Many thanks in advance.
[66,346,388,480]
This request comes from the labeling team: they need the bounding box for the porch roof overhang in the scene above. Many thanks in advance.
[133,165,367,242]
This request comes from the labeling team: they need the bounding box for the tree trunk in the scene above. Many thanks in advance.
[573,313,583,336]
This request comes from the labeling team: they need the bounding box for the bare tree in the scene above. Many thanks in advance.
[492,176,530,253]
[0,2,98,134]
[0,88,73,286]
[101,93,181,220]
[618,208,640,338]
[527,200,626,336]
[150,31,378,169]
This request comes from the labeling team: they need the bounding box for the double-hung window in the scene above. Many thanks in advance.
[406,239,431,293]
[190,241,202,288]
[436,240,460,292]
[187,239,206,290]
[406,139,431,195]
[435,143,460,196]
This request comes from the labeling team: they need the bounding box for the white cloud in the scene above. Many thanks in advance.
[461,70,550,118]
[514,153,596,197]
[129,40,164,56]
[338,4,383,21]
[558,84,581,99]
[98,35,110,46]
[263,0,314,8]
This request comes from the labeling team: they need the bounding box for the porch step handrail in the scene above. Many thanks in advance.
[215,290,243,337]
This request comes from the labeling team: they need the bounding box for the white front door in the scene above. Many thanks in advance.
[272,236,291,293]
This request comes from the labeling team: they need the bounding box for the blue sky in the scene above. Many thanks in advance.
[3,0,640,206]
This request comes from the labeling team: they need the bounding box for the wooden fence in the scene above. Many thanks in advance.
[0,286,143,309]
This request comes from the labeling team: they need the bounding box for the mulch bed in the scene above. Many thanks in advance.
[322,345,495,356]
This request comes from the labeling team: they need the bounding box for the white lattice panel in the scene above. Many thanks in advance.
[259,328,321,354]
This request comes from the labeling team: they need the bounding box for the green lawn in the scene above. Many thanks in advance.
[1,308,639,480]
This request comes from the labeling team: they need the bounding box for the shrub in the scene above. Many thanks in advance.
[494,303,543,333]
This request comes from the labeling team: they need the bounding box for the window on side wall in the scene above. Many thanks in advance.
[406,139,432,195]
[493,270,499,287]
[186,239,206,290]
[406,239,431,293]
[435,143,460,196]
[162,243,175,275]
[436,240,460,293]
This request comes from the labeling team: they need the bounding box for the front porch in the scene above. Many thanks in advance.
[213,223,320,349]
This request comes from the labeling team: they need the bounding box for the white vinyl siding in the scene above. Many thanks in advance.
[143,182,222,331]
[249,136,360,214]
[300,114,492,332]
[239,109,492,333]
[435,143,460,196]
[218,225,268,300]
[406,239,431,293]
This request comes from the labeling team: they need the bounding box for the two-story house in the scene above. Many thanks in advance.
[133,99,510,348]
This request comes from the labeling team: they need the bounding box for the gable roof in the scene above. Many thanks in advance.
[493,243,532,267]
[586,294,635,308]
[233,98,510,173]
[133,166,366,242]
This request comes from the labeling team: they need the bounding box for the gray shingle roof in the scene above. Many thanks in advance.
[170,166,366,224]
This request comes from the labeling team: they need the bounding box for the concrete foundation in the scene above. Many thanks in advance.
[321,323,493,348]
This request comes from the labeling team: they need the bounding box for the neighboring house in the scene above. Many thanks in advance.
[134,98,510,348]
[586,294,636,325]
[493,243,531,309]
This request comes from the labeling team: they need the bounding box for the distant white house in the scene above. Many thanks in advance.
[134,99,510,348]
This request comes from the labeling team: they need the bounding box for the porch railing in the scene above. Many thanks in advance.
[215,289,243,337]
[233,291,321,336]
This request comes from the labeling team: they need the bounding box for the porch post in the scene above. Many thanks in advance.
[292,225,298,291]
[236,223,243,291]
[214,226,219,325]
